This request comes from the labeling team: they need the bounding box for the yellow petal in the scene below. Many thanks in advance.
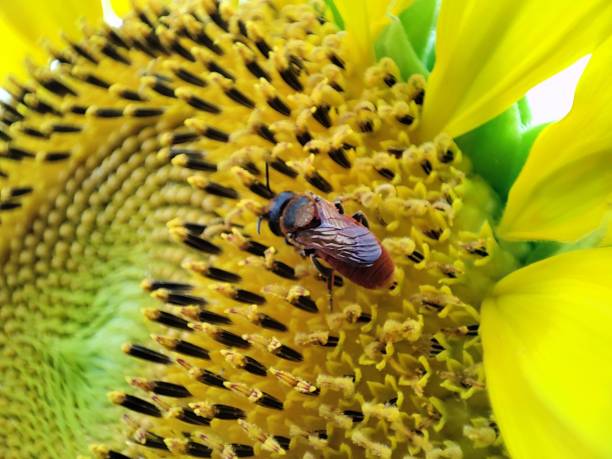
[334,0,413,68]
[481,247,612,459]
[108,0,132,17]
[0,0,103,43]
[0,17,39,78]
[0,0,104,78]
[499,37,612,242]
[419,0,612,139]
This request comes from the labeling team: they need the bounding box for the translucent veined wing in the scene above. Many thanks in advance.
[293,198,382,266]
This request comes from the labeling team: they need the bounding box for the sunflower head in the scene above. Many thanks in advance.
[1,0,612,458]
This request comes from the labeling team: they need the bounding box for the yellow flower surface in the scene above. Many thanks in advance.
[482,248,612,459]
[0,1,610,459]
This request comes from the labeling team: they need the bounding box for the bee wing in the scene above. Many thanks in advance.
[295,216,382,266]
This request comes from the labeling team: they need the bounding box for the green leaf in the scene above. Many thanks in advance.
[456,99,547,200]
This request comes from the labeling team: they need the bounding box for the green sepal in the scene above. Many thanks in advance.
[375,19,427,78]
[456,100,548,201]
[324,0,344,29]
[398,0,440,71]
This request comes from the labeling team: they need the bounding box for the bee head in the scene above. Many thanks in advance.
[266,191,296,236]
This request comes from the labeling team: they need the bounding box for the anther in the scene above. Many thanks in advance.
[407,250,425,263]
[5,186,32,198]
[377,167,395,179]
[109,391,162,417]
[190,401,245,420]
[439,149,455,163]
[144,308,192,331]
[279,65,303,92]
[106,28,129,49]
[328,148,351,168]
[237,420,287,454]
[344,410,365,423]
[211,283,266,305]
[90,107,124,118]
[70,41,98,63]
[132,429,168,451]
[169,38,196,62]
[128,377,192,398]
[286,290,318,313]
[267,96,291,116]
[153,335,211,360]
[38,75,78,96]
[190,322,251,349]
[81,72,111,89]
[173,67,207,87]
[206,60,235,80]
[305,170,333,193]
[184,260,242,283]
[225,382,284,410]
[255,123,277,144]
[312,105,332,128]
[269,260,296,280]
[168,129,199,144]
[141,279,192,292]
[184,18,223,55]
[244,334,303,362]
[168,407,212,426]
[151,288,207,306]
[176,88,221,113]
[122,343,173,365]
[221,350,268,376]
[242,239,269,256]
[44,151,71,162]
[295,331,339,348]
[270,368,319,395]
[421,159,433,175]
[125,106,165,117]
[0,201,21,211]
[177,359,228,388]
[181,305,232,325]
[2,146,35,160]
[169,225,222,254]
[226,305,287,332]
[225,87,255,109]
[463,241,489,257]
[50,123,82,133]
[20,126,48,138]
[144,77,176,98]
[205,1,230,31]
[186,118,231,142]
[429,337,446,357]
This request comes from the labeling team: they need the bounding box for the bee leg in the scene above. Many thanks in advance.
[310,255,335,310]
[285,233,298,248]
[352,211,369,228]
[300,248,316,258]
[333,200,345,214]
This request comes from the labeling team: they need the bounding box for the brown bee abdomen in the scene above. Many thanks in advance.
[325,244,395,290]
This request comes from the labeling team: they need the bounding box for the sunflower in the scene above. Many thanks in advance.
[0,0,611,458]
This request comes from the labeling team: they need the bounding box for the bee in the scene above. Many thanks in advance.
[263,190,395,291]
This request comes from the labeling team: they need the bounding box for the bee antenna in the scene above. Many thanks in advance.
[265,161,271,191]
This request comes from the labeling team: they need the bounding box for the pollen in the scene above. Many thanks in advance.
[0,0,517,458]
